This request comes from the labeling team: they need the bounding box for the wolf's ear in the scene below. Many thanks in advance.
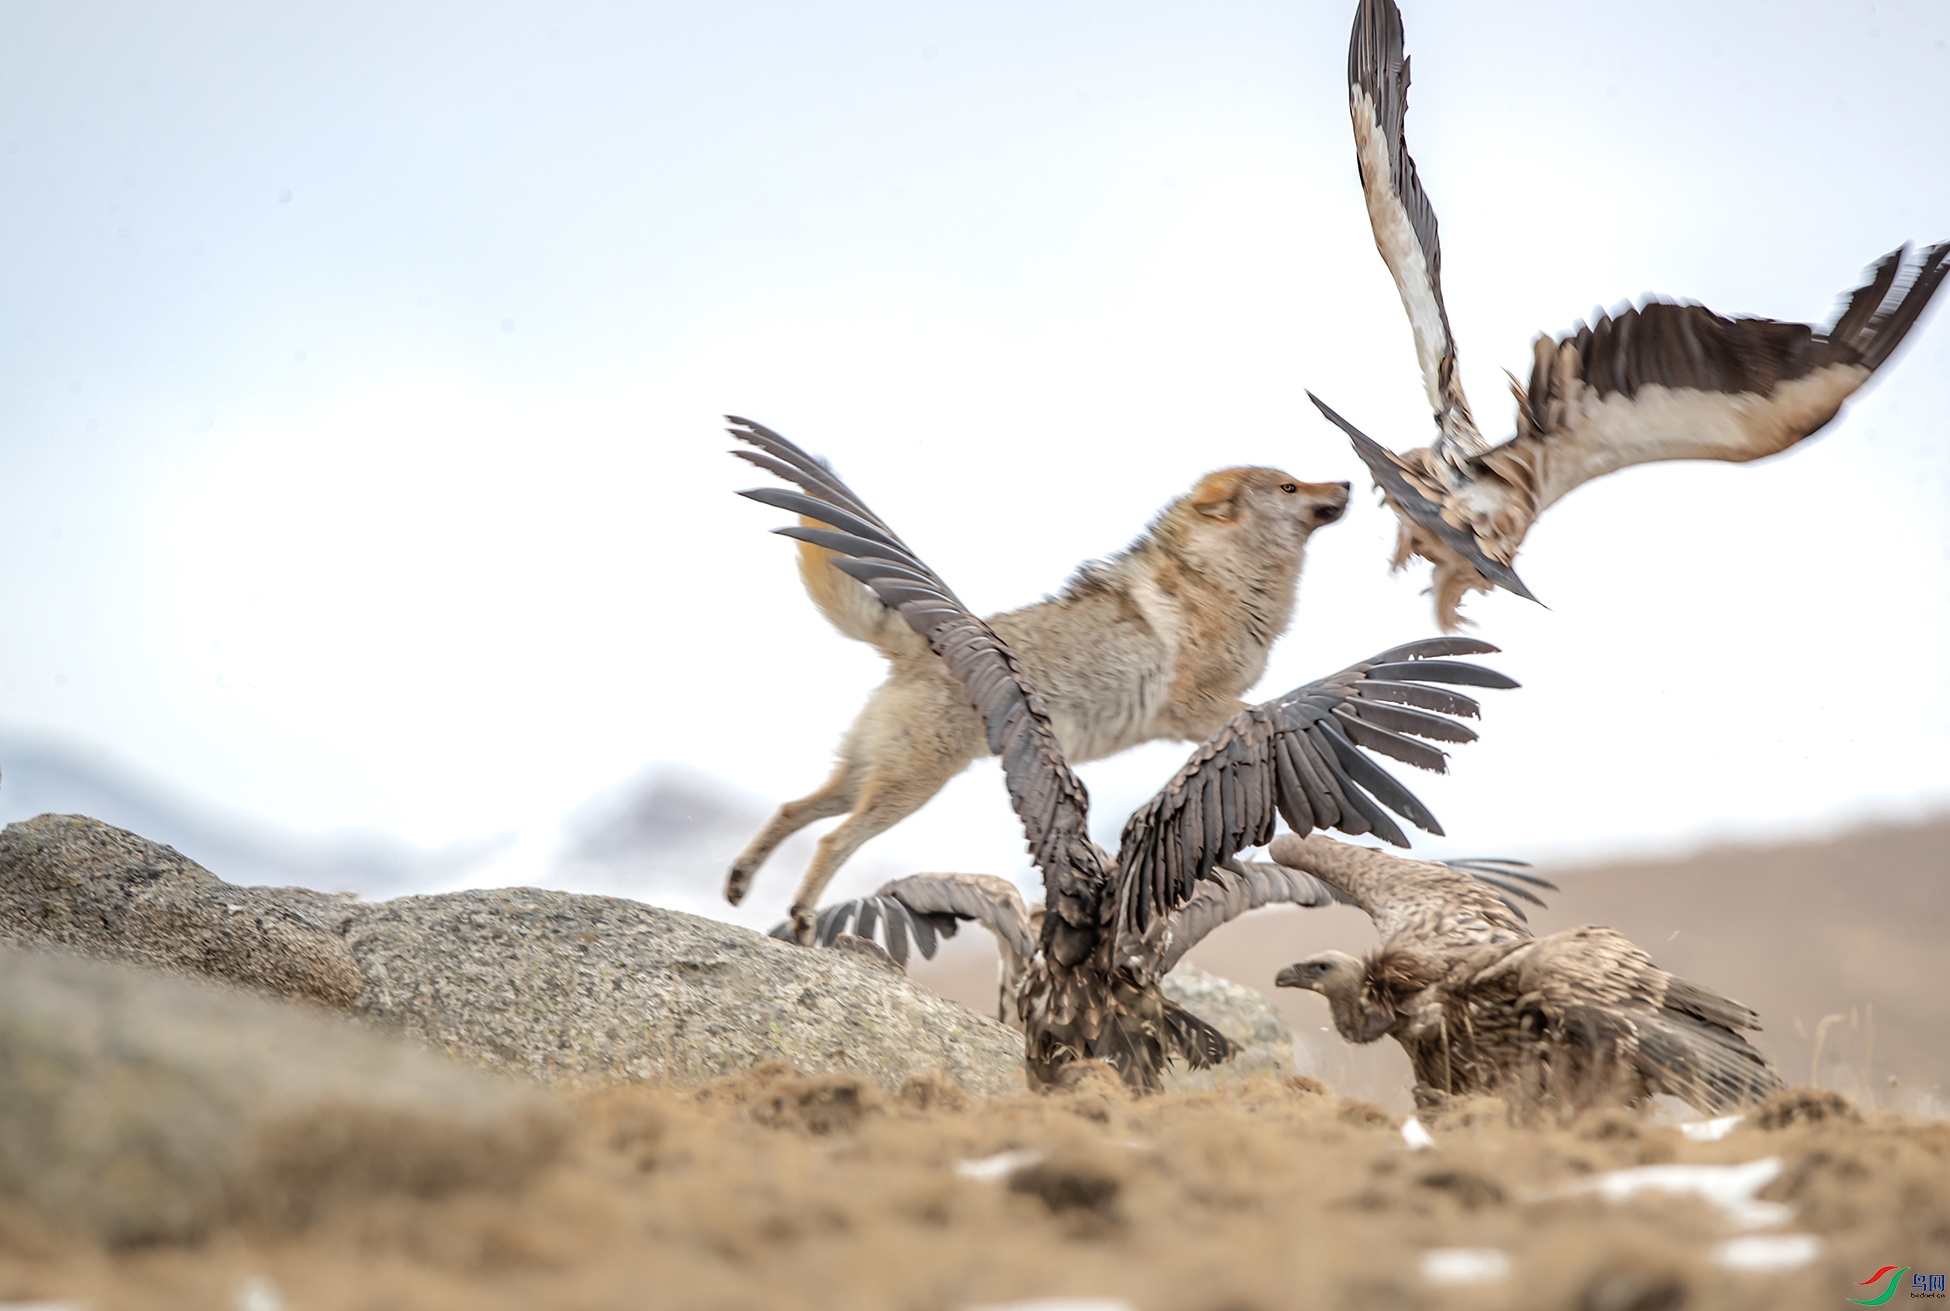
[1191,471,1242,522]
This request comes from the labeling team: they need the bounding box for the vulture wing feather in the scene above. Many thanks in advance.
[729,421,1110,938]
[1110,644,1512,960]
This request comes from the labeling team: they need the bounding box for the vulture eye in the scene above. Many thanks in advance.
[1280,482,1298,493]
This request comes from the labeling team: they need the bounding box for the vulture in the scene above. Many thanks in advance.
[1271,834,1784,1116]
[729,417,1518,1089]
[774,856,1551,1035]
[1321,0,1950,630]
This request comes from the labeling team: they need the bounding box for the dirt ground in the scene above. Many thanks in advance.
[5,817,1943,1310]
[1,1066,1943,1311]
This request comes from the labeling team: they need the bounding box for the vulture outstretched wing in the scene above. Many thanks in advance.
[1153,860,1340,977]
[1112,638,1516,959]
[729,418,1112,958]
[1508,244,1950,495]
[873,871,1039,964]
[1334,0,1950,632]
[1346,0,1479,459]
[1267,832,1530,954]
[768,872,1036,969]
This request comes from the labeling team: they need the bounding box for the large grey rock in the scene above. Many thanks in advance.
[1162,963,1295,1087]
[0,815,1026,1098]
[345,888,1026,1096]
[0,943,568,1245]
[0,814,365,1007]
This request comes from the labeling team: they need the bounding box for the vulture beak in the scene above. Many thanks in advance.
[1305,391,1543,605]
[1274,963,1309,990]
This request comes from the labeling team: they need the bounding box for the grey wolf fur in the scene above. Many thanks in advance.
[726,464,1351,943]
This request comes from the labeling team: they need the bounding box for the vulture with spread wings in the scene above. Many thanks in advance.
[731,417,1518,1089]
[775,856,1551,1040]
[1323,0,1950,630]
[1271,834,1784,1116]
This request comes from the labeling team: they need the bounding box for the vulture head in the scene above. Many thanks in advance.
[1277,950,1394,1044]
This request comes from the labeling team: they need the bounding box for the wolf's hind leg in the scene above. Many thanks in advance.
[784,767,955,944]
[725,764,856,906]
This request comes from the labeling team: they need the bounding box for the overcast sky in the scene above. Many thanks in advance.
[1,0,1946,914]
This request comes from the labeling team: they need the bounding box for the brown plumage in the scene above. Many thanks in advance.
[730,418,1515,1089]
[1271,834,1784,1116]
[1327,0,1950,630]
[781,855,1548,1072]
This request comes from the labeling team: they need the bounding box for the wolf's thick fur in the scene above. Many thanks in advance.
[728,466,1351,942]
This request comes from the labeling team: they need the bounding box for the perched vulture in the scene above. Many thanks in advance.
[1271,834,1784,1116]
[730,417,1518,1089]
[1322,0,1950,630]
[776,856,1551,1031]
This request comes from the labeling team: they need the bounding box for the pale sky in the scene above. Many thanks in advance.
[1,0,1946,916]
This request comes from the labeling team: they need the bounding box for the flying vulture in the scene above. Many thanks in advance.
[730,417,1518,1089]
[1271,834,1784,1116]
[1320,0,1950,630]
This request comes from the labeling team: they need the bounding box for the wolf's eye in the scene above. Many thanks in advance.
[1280,482,1298,493]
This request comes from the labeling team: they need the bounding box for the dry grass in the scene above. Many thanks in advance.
[3,1063,1945,1311]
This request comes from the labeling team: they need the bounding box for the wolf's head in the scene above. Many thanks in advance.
[1161,466,1348,587]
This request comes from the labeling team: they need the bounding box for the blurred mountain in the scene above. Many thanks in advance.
[0,735,966,930]
[542,764,911,931]
[0,732,500,898]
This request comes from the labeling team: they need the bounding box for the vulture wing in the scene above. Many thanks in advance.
[766,871,1031,968]
[1111,637,1516,969]
[1510,243,1950,505]
[729,418,1112,961]
[1323,245,1950,630]
[1346,0,1481,459]
[1153,860,1343,977]
[1478,925,1784,1114]
[1265,832,1530,954]
[872,871,1039,964]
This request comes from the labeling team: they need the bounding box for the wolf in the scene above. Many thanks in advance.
[727,460,1351,943]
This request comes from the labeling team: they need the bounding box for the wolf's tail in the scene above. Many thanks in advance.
[795,515,931,660]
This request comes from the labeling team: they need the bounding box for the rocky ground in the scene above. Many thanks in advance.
[0,813,1024,1096]
[2,812,1945,1310]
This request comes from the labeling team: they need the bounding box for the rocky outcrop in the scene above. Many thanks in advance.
[0,943,568,1245]
[0,813,365,1007]
[344,887,1025,1096]
[0,815,1025,1098]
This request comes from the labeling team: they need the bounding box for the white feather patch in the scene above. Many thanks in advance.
[1533,363,1872,513]
[1351,87,1450,417]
